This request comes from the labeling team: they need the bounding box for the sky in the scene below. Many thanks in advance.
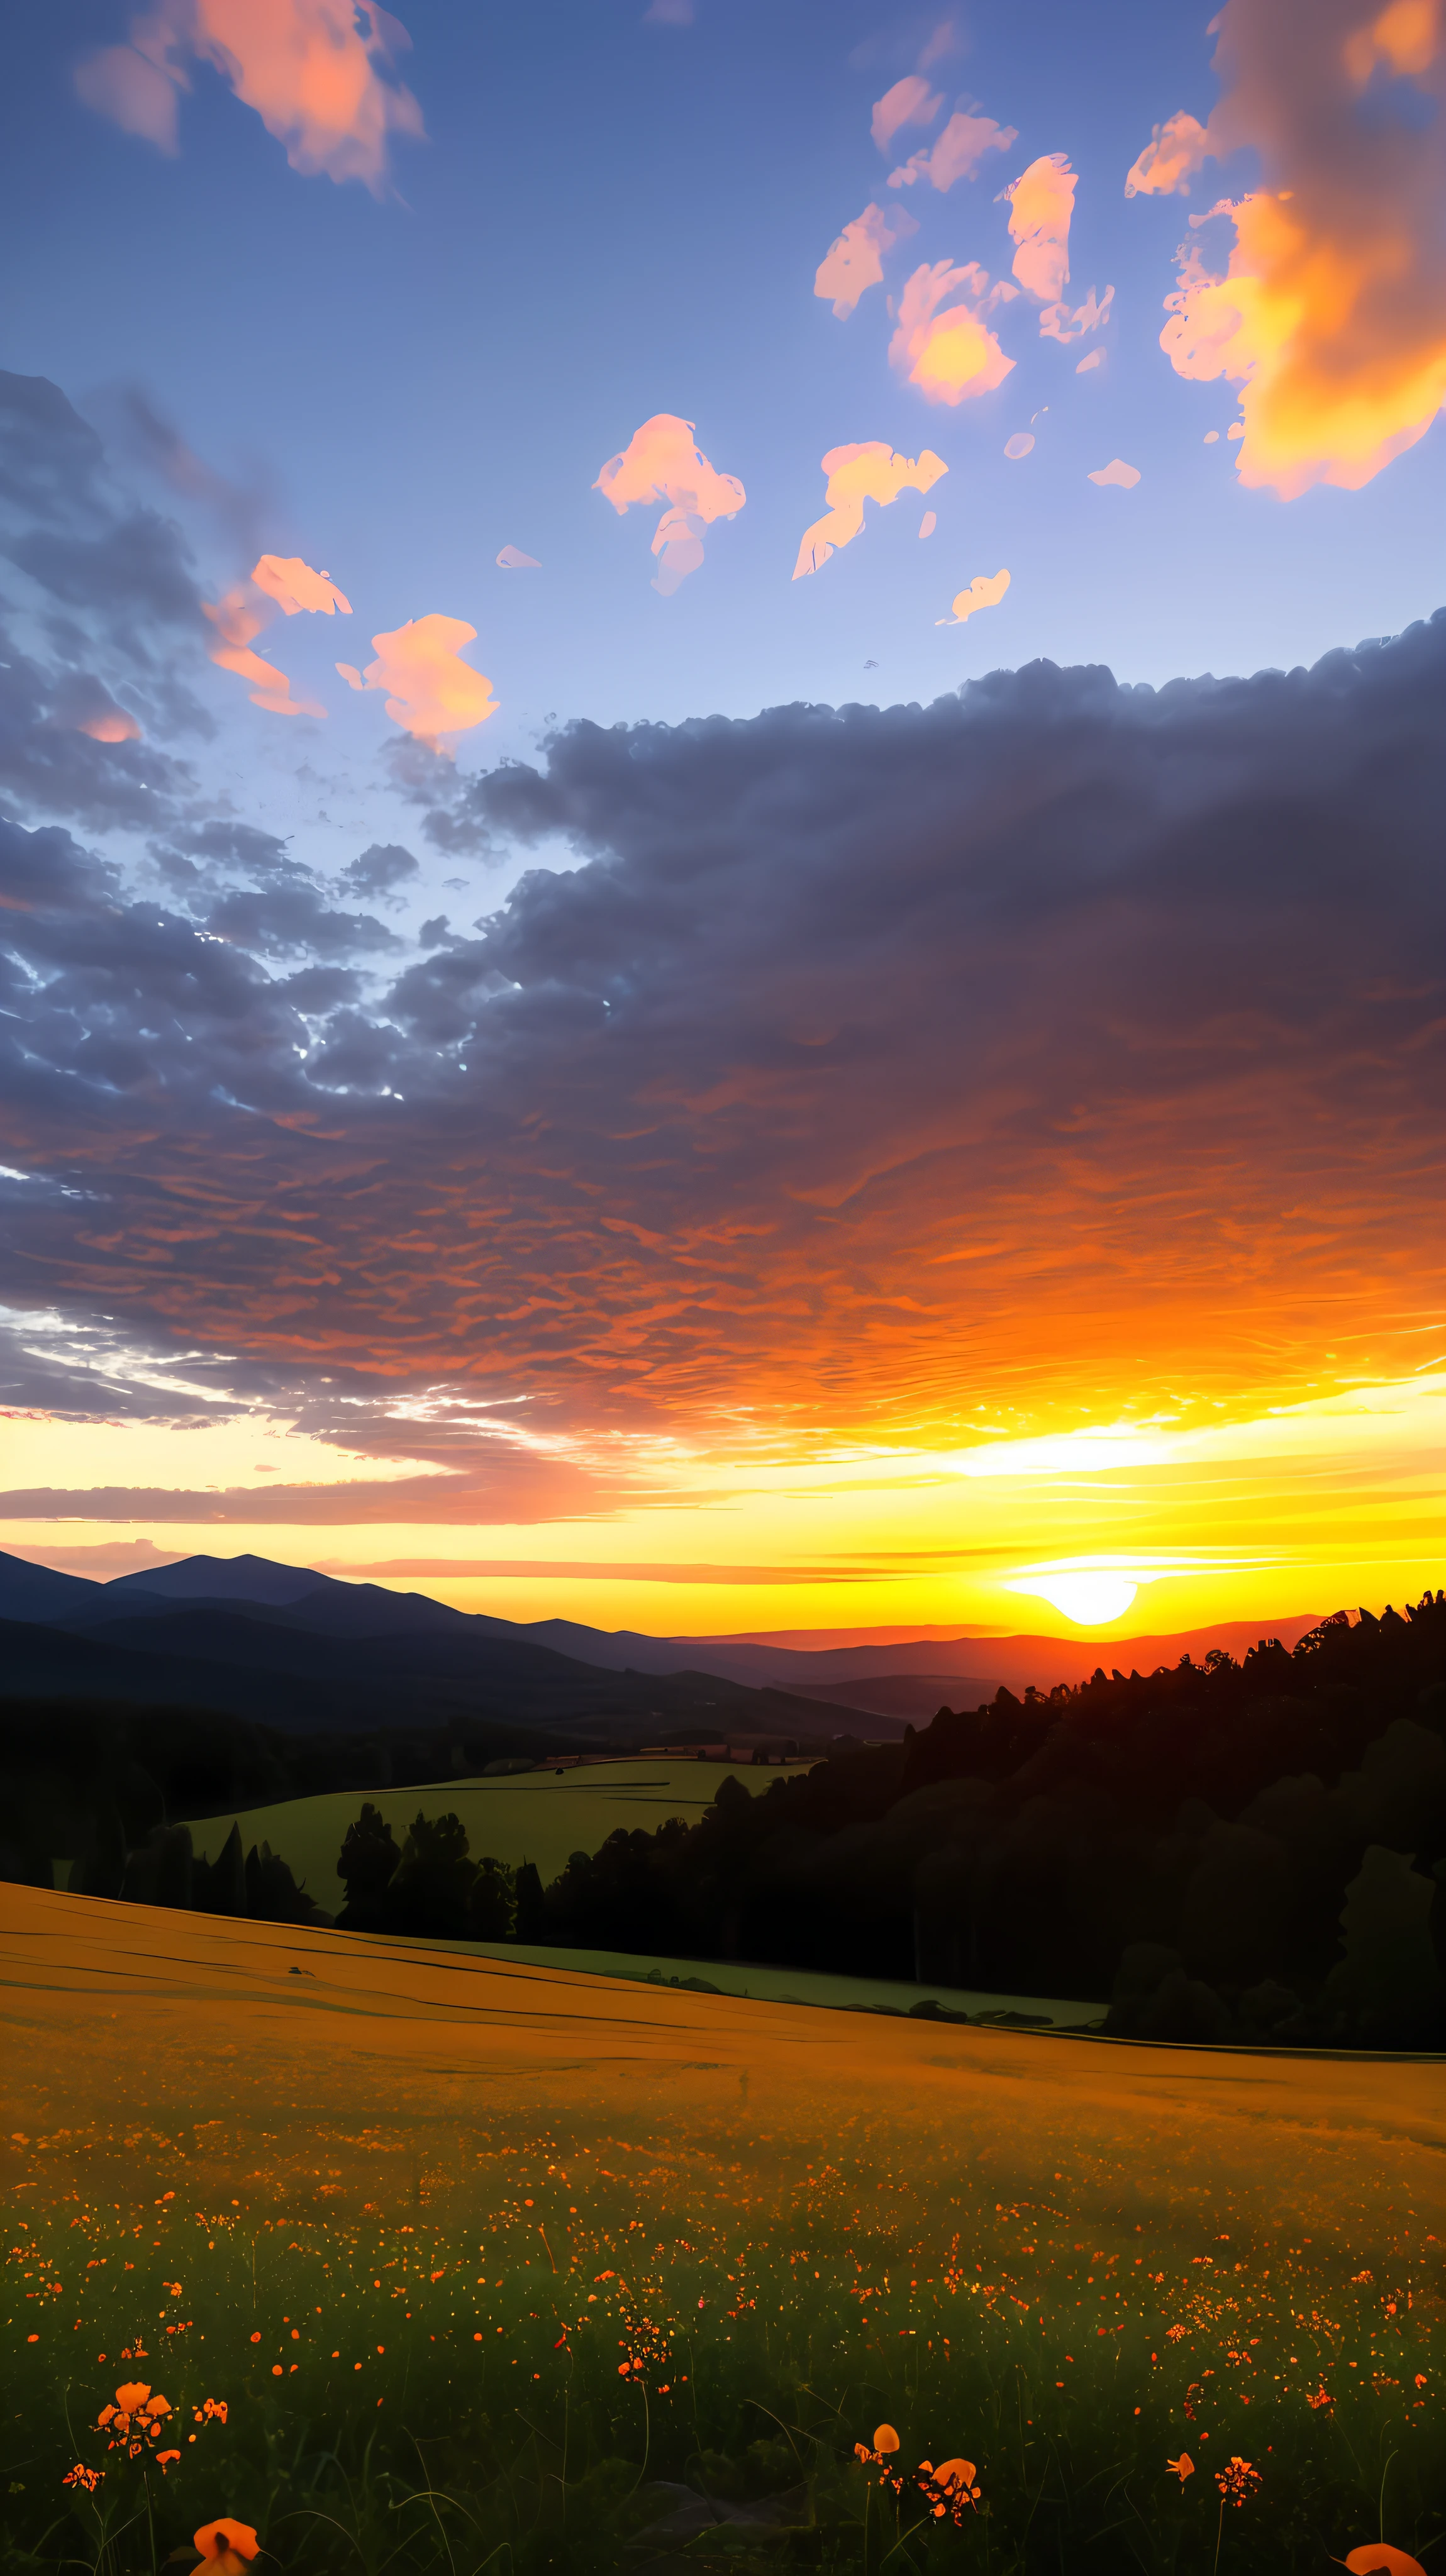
[0,0,1442,1643]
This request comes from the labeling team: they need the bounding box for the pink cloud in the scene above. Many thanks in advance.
[1087,458,1141,487]
[793,443,948,579]
[1039,282,1115,343]
[935,567,1010,626]
[1003,152,1076,303]
[887,106,1018,193]
[916,19,962,70]
[918,509,937,538]
[73,18,188,152]
[74,0,425,193]
[642,0,694,19]
[1125,110,1212,198]
[1076,348,1104,373]
[204,587,325,717]
[251,554,352,616]
[871,74,942,154]
[594,414,746,596]
[889,260,1016,406]
[335,614,496,751]
[815,201,920,318]
[497,545,541,569]
[1003,432,1035,459]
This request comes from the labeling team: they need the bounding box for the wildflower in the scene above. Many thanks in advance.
[96,2384,173,2462]
[1343,2553,1428,2576]
[190,2521,260,2576]
[63,2465,102,2493]
[1167,2453,1194,2482]
[194,2400,228,2426]
[1215,2455,1261,2507]
[917,2457,981,2523]
[874,2425,899,2455]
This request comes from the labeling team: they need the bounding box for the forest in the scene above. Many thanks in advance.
[3,1596,1442,2048]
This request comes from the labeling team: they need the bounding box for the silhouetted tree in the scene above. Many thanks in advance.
[336,1802,401,1929]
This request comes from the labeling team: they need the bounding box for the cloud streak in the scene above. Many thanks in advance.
[870,75,942,154]
[935,567,1010,624]
[793,443,948,579]
[336,616,497,750]
[814,201,919,318]
[887,104,1017,192]
[1003,151,1076,303]
[593,414,746,594]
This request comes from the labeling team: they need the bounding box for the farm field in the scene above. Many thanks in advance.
[179,1759,813,1916]
[475,1941,1107,2030]
[3,1884,1442,2575]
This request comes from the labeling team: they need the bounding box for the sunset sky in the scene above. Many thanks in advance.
[0,0,1442,1642]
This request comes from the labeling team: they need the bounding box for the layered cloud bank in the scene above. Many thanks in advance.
[3,556,1442,1472]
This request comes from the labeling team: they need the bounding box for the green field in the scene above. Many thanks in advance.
[3,1884,1442,2576]
[181,1758,810,1916]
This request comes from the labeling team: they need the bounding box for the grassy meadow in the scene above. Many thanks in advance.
[2,1883,1442,2576]
[177,1762,812,1919]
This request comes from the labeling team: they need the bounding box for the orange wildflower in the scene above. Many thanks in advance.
[96,2385,173,2462]
[1167,2453,1194,2482]
[191,2521,260,2576]
[1215,2455,1262,2507]
[874,2424,899,2454]
[917,2456,981,2523]
[1344,2552,1428,2576]
[63,2464,102,2493]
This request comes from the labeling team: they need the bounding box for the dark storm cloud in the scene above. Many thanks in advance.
[0,372,107,523]
[339,841,420,900]
[1,616,1442,1460]
[0,621,195,831]
[203,879,403,960]
[0,370,222,850]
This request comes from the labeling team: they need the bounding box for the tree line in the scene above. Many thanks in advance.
[4,1597,1442,2046]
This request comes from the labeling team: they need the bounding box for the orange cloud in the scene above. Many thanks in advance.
[74,701,143,744]
[335,616,496,751]
[1146,0,1446,497]
[250,555,352,616]
[871,75,942,153]
[593,415,746,596]
[1003,152,1076,303]
[203,589,325,717]
[889,261,1016,405]
[815,201,920,318]
[793,443,948,579]
[1040,283,1114,343]
[75,0,424,192]
[1087,458,1141,487]
[935,567,1009,625]
[887,105,1018,192]
[1125,111,1213,198]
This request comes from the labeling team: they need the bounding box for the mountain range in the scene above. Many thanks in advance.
[0,1548,1323,1745]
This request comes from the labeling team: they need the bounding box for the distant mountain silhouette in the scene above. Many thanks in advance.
[0,1546,1323,1736]
[0,1552,833,1743]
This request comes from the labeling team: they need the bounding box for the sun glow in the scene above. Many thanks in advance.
[1003,1567,1141,1626]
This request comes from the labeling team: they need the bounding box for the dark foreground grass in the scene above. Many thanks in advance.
[2,1889,1442,2576]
